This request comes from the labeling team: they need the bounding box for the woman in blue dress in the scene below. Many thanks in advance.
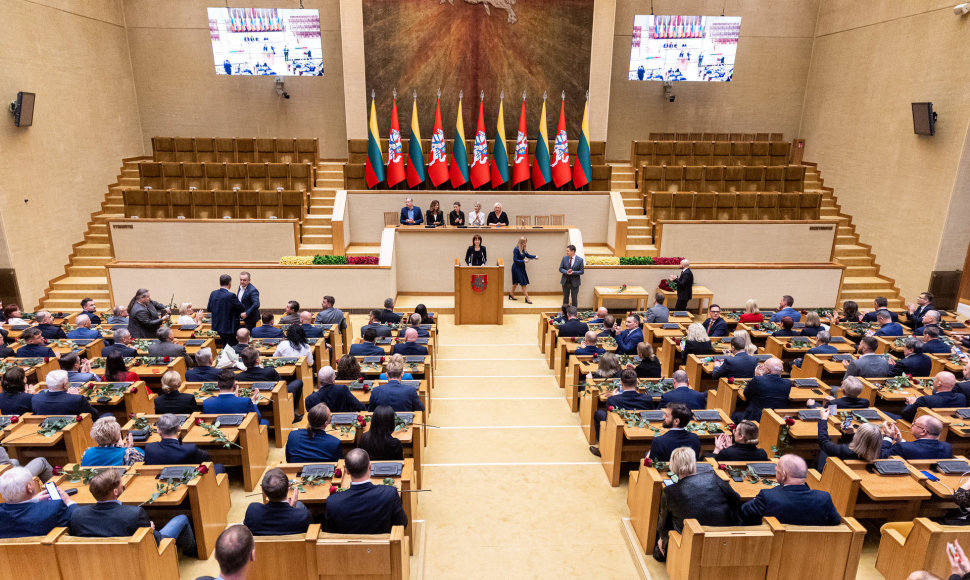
[510,237,537,304]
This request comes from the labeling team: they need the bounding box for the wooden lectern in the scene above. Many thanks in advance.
[454,258,504,325]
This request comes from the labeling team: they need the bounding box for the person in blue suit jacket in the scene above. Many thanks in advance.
[558,245,584,307]
[305,366,364,413]
[881,415,952,460]
[202,369,264,423]
[792,330,838,368]
[349,328,386,357]
[31,369,98,417]
[0,467,77,538]
[575,331,606,357]
[244,468,313,536]
[872,310,904,337]
[144,413,211,464]
[36,311,67,339]
[615,314,644,355]
[101,328,138,358]
[368,359,424,412]
[920,327,952,354]
[16,327,56,358]
[899,372,966,423]
[251,312,285,339]
[556,306,589,339]
[741,454,841,526]
[712,336,758,379]
[889,338,933,378]
[236,272,260,330]
[324,448,408,534]
[67,314,101,340]
[589,370,654,456]
[659,370,707,411]
[701,305,728,337]
[399,197,423,225]
[392,328,428,356]
[299,311,326,338]
[648,403,701,462]
[184,348,223,382]
[740,358,791,422]
[206,274,245,346]
[861,297,899,324]
[285,404,342,462]
[769,295,802,323]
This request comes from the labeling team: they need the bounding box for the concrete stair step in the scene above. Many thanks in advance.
[52,277,109,291]
[835,244,869,257]
[296,244,334,256]
[841,276,895,291]
[625,244,659,257]
[344,245,381,256]
[47,289,109,300]
[67,265,106,277]
[75,244,111,257]
[845,265,878,277]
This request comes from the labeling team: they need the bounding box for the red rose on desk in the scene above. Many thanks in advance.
[328,485,338,494]
[132,360,142,367]
[129,387,138,394]
[128,413,135,419]
[358,376,366,383]
[52,466,63,476]
[195,418,203,426]
[727,377,735,384]
[75,415,84,422]
[362,385,370,393]
[44,357,51,363]
[162,357,171,363]
[380,356,385,363]
[356,415,366,427]
[9,415,19,423]
[607,405,614,412]
[643,458,653,467]
[728,423,736,431]
[785,342,792,348]
[190,332,197,338]
[196,464,209,475]
[333,467,343,478]
[718,464,727,470]
[784,417,796,426]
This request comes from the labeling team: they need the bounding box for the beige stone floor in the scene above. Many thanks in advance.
[178,313,888,579]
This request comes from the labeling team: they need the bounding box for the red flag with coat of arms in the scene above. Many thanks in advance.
[386,95,405,188]
[551,95,571,188]
[427,96,449,187]
[511,97,530,186]
[470,95,490,189]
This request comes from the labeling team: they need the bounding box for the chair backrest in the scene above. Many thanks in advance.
[308,526,408,580]
[384,212,398,226]
[53,527,178,580]
[152,137,175,162]
[549,214,565,226]
[764,517,865,580]
[533,215,551,226]
[516,215,531,226]
[667,519,774,580]
[251,528,314,580]
[672,192,695,220]
[0,529,62,580]
[876,517,970,580]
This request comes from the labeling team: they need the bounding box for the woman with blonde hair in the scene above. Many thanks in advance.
[800,311,824,337]
[468,201,486,226]
[587,352,621,381]
[739,299,763,324]
[153,369,197,414]
[815,407,887,471]
[177,302,204,325]
[682,322,715,364]
[732,329,758,356]
[510,237,537,303]
[81,415,145,466]
[635,342,662,378]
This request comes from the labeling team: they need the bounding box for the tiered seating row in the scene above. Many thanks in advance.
[123,188,308,220]
[648,190,821,221]
[648,132,784,141]
[151,137,318,164]
[639,164,806,193]
[137,161,314,192]
[632,140,791,169]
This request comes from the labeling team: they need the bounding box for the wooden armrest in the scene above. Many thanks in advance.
[880,521,915,543]
[157,537,176,556]
[668,530,683,550]
[43,527,68,545]
[806,468,822,487]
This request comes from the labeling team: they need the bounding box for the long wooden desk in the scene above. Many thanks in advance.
[181,412,270,491]
[1,413,97,466]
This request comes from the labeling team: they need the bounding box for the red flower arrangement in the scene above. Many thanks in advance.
[347,256,379,265]
[658,279,674,292]
[356,415,367,427]
[362,384,370,393]
[379,356,385,363]
[651,257,684,265]
[190,332,197,338]
[197,464,209,475]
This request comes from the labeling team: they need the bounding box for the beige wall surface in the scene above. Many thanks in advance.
[799,1,970,300]
[0,0,144,307]
[123,0,349,160]
[108,219,298,262]
[604,0,818,160]
[657,221,837,262]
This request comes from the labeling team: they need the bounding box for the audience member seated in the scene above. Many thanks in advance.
[407,313,430,338]
[0,440,53,481]
[305,366,364,413]
[815,408,885,470]
[285,403,341,462]
[659,370,707,410]
[425,199,444,227]
[336,354,362,380]
[713,420,769,462]
[392,328,428,356]
[597,314,617,338]
[380,298,402,324]
[653,447,742,562]
[153,368,198,415]
[906,292,936,327]
[203,369,264,423]
[575,331,606,357]
[0,366,32,415]
[881,415,952,460]
[806,376,870,409]
[0,338,11,359]
[3,304,27,326]
[616,314,644,355]
[358,404,405,460]
[274,323,314,366]
[701,305,728,338]
[712,336,758,380]
[800,311,824,337]
[587,352,620,380]
[890,337,933,377]
[252,312,284,338]
[793,330,838,368]
[740,454,841,525]
[106,305,129,325]
[739,299,764,324]
[734,329,758,356]
[36,311,67,339]
[315,295,347,331]
[557,306,589,338]
[32,369,98,417]
[900,372,966,423]
[102,350,141,384]
[147,327,187,360]
[681,323,716,364]
[588,307,608,324]
[231,328,252,355]
[956,363,970,401]
[414,304,433,325]
[59,351,97,384]
[861,296,899,324]
[201,525,255,580]
[646,293,669,324]
[399,197,423,225]
[448,201,465,226]
[588,370,653,456]
[486,202,509,226]
[70,468,196,555]
[838,300,863,324]
[80,415,144,466]
[144,412,210,465]
[634,342,662,378]
[278,300,301,325]
[913,309,942,337]
[350,328,385,357]
[176,301,204,325]
[185,347,222,382]
[17,327,56,358]
[843,336,891,378]
[648,403,701,462]
[243,467,312,536]
[79,298,102,326]
[921,326,952,354]
[368,357,424,412]
[770,295,801,323]
[0,466,76,538]
[361,309,392,338]
[237,347,302,415]
[101,328,137,358]
[740,358,791,422]
[772,316,797,338]
[872,310,904,337]
[324,448,408,534]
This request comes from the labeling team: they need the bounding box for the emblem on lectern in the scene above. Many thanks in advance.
[471,274,487,293]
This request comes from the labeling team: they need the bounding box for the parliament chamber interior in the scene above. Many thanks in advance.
[2,1,970,578]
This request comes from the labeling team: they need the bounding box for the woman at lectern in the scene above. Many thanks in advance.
[425,199,444,227]
[510,237,537,303]
[465,234,487,266]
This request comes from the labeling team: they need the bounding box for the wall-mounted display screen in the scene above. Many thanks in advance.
[208,7,323,76]
[628,15,741,82]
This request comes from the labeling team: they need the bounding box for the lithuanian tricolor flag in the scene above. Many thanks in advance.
[531,94,552,189]
[406,93,426,188]
[449,93,470,188]
[364,92,385,188]
[573,92,592,189]
[490,93,510,188]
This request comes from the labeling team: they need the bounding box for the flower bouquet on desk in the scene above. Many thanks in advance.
[659,279,678,292]
[616,284,628,294]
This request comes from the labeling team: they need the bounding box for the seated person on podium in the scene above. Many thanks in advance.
[713,420,769,462]
[771,316,796,337]
[145,412,210,464]
[815,409,885,470]
[36,311,67,339]
[557,306,588,338]
[399,197,423,225]
[681,323,715,364]
[486,202,509,227]
[298,311,325,339]
[740,454,841,526]
[647,403,701,462]
[368,357,424,412]
[449,201,465,226]
[799,311,824,337]
[872,310,904,337]
[701,305,728,338]
[468,201,486,226]
[31,369,98,417]
[881,415,952,460]
[324,448,408,534]
[407,313,430,338]
[60,351,98,383]
[185,347,222,382]
[425,199,444,227]
[66,314,101,340]
[635,343,662,378]
[659,370,707,410]
[712,336,758,380]
[575,331,605,357]
[70,466,196,555]
[653,447,743,562]
[80,416,145,467]
[616,314,644,355]
[361,309,393,338]
[350,328,385,357]
[465,234,487,266]
[0,367,33,415]
[153,370,199,415]
[843,336,890,378]
[17,327,56,358]
[739,358,791,422]
[278,300,301,325]
[203,368,265,424]
[0,466,76,538]
[806,376,870,410]
[358,405,405,460]
[900,371,965,423]
[305,366,364,414]
[252,312,284,338]
[920,326,951,354]
[285,403,341,463]
[101,327,137,358]
[243,468,312,536]
[392,328,428,356]
[769,295,802,323]
[792,330,838,368]
[889,337,933,377]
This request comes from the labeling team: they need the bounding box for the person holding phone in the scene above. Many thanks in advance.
[814,407,886,470]
[0,467,77,538]
[948,539,970,579]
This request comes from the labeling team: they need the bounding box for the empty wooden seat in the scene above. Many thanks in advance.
[651,191,673,222]
[205,162,228,189]
[683,166,704,191]
[147,189,170,218]
[672,191,694,220]
[268,163,290,190]
[259,190,282,218]
[769,141,790,164]
[693,191,716,220]
[736,191,758,220]
[757,192,779,219]
[215,190,236,218]
[666,519,774,580]
[673,141,692,165]
[151,137,175,162]
[256,138,277,162]
[784,165,806,192]
[138,162,163,189]
[778,192,800,220]
[703,165,724,191]
[236,190,259,219]
[743,166,765,190]
[692,141,713,165]
[124,189,148,218]
[296,138,318,163]
[53,527,178,580]
[730,141,751,165]
[215,138,236,162]
[755,132,770,141]
[799,191,821,219]
[715,191,737,220]
[170,189,193,218]
[281,190,304,219]
[764,517,865,580]
[641,165,664,191]
[276,138,296,163]
[174,137,195,162]
[654,141,674,165]
[235,138,256,162]
[194,137,217,162]
[876,518,970,580]
[247,163,269,189]
[664,165,684,192]
[750,141,770,165]
[764,166,785,191]
[533,215,551,226]
[516,215,531,226]
[290,163,312,191]
[182,162,205,190]
[549,214,565,226]
[712,141,732,165]
[591,165,612,190]
[192,189,217,219]
[226,164,248,190]
[160,162,183,189]
[723,166,744,192]
[384,212,398,226]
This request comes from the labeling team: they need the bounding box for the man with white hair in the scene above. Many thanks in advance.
[0,467,77,538]
[740,454,841,526]
[105,304,129,325]
[185,347,222,381]
[408,313,430,338]
[101,328,137,358]
[35,310,67,340]
[392,328,428,356]
[399,197,423,225]
[667,259,693,311]
[739,357,791,422]
[305,366,364,413]
[913,309,942,337]
[31,369,98,416]
[67,314,101,340]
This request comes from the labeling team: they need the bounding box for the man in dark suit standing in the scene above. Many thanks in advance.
[659,370,707,410]
[207,274,245,346]
[701,304,728,337]
[741,358,791,422]
[558,245,584,307]
[243,468,312,536]
[349,328,386,357]
[324,448,408,534]
[741,454,841,526]
[589,369,655,456]
[899,372,965,422]
[128,288,169,339]
[236,271,260,331]
[668,259,693,311]
[881,415,952,460]
[648,403,701,462]
[713,336,758,379]
[889,338,933,377]
[392,328,428,356]
[0,467,77,538]
[367,359,424,412]
[144,413,211,465]
[906,292,936,327]
[557,306,589,338]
